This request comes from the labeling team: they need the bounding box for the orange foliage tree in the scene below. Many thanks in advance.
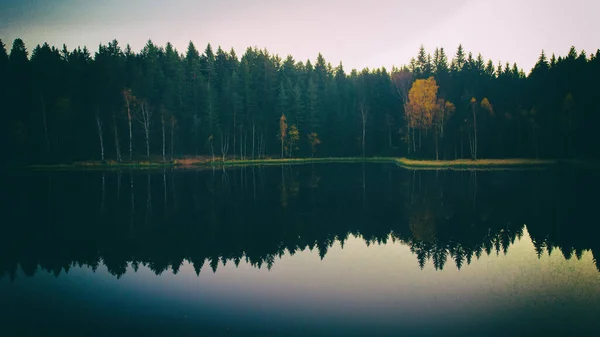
[406,77,439,153]
[406,77,456,159]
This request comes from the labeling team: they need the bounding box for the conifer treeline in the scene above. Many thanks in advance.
[1,38,599,163]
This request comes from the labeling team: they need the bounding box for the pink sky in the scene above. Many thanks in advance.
[1,0,599,73]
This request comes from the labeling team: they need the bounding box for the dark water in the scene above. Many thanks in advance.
[0,164,599,337]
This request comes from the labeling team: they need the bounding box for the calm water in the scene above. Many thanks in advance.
[0,164,599,336]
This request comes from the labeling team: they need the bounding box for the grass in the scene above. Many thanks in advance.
[211,157,390,167]
[202,157,557,171]
[29,160,176,171]
[393,157,557,169]
[25,156,565,171]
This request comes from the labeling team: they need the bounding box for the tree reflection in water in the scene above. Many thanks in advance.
[0,164,598,280]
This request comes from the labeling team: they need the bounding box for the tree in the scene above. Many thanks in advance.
[434,99,455,160]
[95,109,105,161]
[123,89,135,160]
[391,69,413,153]
[307,132,320,158]
[357,73,370,158]
[3,38,600,163]
[453,44,466,72]
[287,125,299,157]
[279,113,287,158]
[468,97,493,160]
[406,77,439,153]
[136,100,153,157]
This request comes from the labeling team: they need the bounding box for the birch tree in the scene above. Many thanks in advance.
[135,100,153,157]
[434,99,455,160]
[113,110,122,162]
[95,109,105,161]
[123,89,135,161]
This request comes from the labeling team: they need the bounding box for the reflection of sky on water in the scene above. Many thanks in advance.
[2,227,598,336]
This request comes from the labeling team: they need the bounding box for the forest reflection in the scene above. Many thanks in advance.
[1,164,598,280]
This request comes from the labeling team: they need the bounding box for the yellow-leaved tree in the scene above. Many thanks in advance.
[406,77,439,152]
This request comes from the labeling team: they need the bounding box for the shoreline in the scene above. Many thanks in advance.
[23,157,572,171]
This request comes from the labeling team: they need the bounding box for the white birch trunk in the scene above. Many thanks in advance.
[96,112,105,162]
[161,112,166,162]
[113,112,122,162]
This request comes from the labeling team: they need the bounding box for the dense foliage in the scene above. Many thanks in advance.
[1,38,599,163]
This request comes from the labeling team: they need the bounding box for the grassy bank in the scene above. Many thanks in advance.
[29,160,176,171]
[213,157,557,170]
[393,158,557,169]
[26,157,563,171]
[212,157,391,167]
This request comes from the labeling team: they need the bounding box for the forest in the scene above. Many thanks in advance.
[1,37,599,164]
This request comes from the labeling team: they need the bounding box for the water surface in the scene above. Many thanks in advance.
[0,164,599,336]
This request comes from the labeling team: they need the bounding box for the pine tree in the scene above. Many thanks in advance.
[453,44,466,72]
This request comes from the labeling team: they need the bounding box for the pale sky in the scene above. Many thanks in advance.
[1,0,599,73]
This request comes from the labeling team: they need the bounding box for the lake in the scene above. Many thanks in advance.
[0,163,599,336]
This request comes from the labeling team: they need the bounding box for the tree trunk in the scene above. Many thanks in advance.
[95,112,105,162]
[170,118,175,160]
[435,131,439,161]
[128,115,133,161]
[139,102,151,158]
[252,120,256,160]
[40,94,50,155]
[233,110,237,159]
[124,93,133,161]
[161,112,166,162]
[362,108,367,158]
[258,133,262,158]
[533,124,539,159]
[145,123,150,158]
[244,133,248,160]
[240,128,244,160]
[221,133,229,162]
[460,130,464,158]
[113,112,122,162]
[473,106,478,160]
[407,125,411,155]
[412,127,416,153]
[468,130,475,160]
[388,121,392,149]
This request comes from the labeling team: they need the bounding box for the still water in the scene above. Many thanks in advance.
[0,164,599,336]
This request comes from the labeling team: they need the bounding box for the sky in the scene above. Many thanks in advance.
[1,0,599,73]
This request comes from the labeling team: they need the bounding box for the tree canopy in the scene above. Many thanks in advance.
[1,38,599,164]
